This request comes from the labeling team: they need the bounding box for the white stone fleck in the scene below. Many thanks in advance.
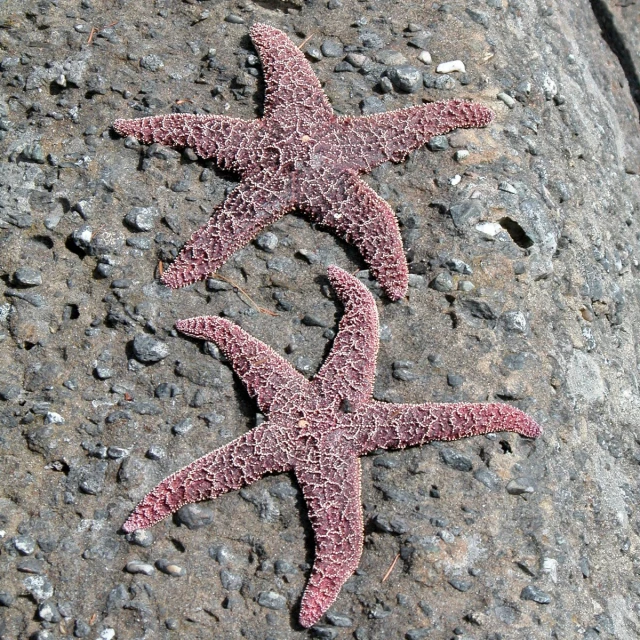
[436,60,466,74]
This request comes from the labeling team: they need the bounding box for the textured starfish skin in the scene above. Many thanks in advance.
[122,266,541,628]
[113,23,494,300]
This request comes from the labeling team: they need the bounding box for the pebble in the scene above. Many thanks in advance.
[321,40,343,58]
[38,599,61,622]
[0,592,14,607]
[172,417,193,435]
[225,13,245,24]
[255,231,278,252]
[175,503,214,530]
[361,96,386,115]
[498,181,518,194]
[431,272,454,292]
[155,559,187,577]
[345,53,367,68]
[506,478,535,495]
[124,206,159,231]
[448,578,472,592]
[126,529,154,548]
[325,612,353,627]
[427,135,449,151]
[23,575,54,601]
[458,280,475,292]
[445,258,472,274]
[219,568,243,590]
[439,447,473,471]
[374,50,408,66]
[454,149,470,162]
[407,32,431,49]
[125,561,155,575]
[520,585,551,604]
[140,55,164,72]
[74,620,91,637]
[437,60,466,74]
[379,76,393,94]
[132,334,169,363]
[473,467,500,490]
[387,65,423,92]
[70,225,93,254]
[257,591,287,609]
[501,310,527,333]
[306,47,323,61]
[311,627,338,639]
[449,200,483,228]
[94,365,113,380]
[146,445,166,460]
[417,51,432,64]
[13,267,42,286]
[266,256,293,272]
[405,627,431,640]
[13,535,36,555]
[302,314,329,328]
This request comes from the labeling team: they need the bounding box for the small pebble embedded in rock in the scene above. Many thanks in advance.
[132,335,170,363]
[520,585,552,604]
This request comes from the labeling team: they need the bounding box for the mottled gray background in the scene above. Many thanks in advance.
[1,0,640,638]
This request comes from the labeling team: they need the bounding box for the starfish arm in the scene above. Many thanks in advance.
[161,172,293,288]
[351,401,541,455]
[296,451,363,628]
[122,422,293,532]
[301,172,408,300]
[340,99,494,172]
[113,114,259,170]
[177,316,309,413]
[249,23,334,122]
[312,266,379,410]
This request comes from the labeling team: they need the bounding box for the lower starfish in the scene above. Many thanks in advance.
[123,267,541,627]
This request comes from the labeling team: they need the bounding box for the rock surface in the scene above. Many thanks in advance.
[0,1,639,639]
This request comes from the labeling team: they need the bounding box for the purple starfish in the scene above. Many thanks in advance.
[113,23,494,300]
[122,266,541,628]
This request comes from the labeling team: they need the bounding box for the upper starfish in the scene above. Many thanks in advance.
[113,23,494,300]
[122,266,541,628]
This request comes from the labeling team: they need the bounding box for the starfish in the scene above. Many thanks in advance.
[122,266,541,628]
[113,23,494,300]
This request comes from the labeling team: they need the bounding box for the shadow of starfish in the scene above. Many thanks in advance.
[122,266,541,628]
[113,23,494,300]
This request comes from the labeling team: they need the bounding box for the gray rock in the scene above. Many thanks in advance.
[140,55,164,71]
[255,231,278,252]
[124,206,159,231]
[257,591,286,609]
[23,575,54,602]
[219,568,243,590]
[427,136,449,151]
[439,447,473,471]
[431,272,454,292]
[125,561,155,575]
[155,559,187,577]
[0,592,14,607]
[321,40,343,58]
[520,585,552,604]
[13,535,36,555]
[175,503,214,529]
[132,335,169,363]
[361,96,386,115]
[387,65,423,92]
[13,267,42,286]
